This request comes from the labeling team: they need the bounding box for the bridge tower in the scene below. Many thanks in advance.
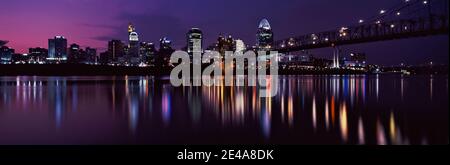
[332,44,340,68]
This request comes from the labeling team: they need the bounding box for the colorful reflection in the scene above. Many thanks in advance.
[0,75,447,145]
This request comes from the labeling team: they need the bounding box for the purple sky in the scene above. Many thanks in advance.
[0,0,448,65]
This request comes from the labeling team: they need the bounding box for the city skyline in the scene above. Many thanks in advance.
[0,0,448,65]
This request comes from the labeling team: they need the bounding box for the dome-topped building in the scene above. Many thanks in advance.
[256,18,274,51]
[258,18,272,30]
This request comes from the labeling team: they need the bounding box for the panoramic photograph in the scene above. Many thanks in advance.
[0,0,448,162]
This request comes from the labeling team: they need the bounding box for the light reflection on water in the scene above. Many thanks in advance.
[0,75,448,145]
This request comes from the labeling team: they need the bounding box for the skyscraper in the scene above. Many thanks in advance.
[159,37,172,50]
[187,28,203,55]
[108,40,125,64]
[48,36,68,62]
[256,18,274,51]
[85,47,97,64]
[69,43,81,63]
[140,42,156,65]
[156,37,174,67]
[128,23,140,65]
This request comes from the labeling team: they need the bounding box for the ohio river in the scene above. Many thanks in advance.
[0,75,447,144]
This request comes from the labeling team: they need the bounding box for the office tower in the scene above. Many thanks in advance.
[187,28,203,55]
[128,23,140,65]
[69,43,81,63]
[140,42,156,65]
[108,40,125,64]
[85,47,97,64]
[48,36,68,62]
[256,18,274,51]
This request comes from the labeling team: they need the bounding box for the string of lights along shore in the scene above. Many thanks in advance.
[0,0,448,72]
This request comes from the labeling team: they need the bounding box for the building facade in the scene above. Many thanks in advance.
[256,19,274,51]
[48,36,68,62]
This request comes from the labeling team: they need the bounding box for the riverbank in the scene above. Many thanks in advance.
[0,64,447,76]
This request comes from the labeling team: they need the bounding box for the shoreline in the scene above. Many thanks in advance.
[0,64,447,76]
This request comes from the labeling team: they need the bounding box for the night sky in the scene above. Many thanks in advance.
[0,0,448,65]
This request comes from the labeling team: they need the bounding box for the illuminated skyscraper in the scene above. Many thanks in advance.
[256,18,274,51]
[187,28,203,55]
[48,36,68,62]
[159,37,172,50]
[140,42,156,64]
[128,23,140,65]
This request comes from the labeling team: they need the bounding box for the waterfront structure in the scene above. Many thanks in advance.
[343,53,367,69]
[48,36,68,62]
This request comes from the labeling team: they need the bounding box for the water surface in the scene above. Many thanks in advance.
[0,75,448,145]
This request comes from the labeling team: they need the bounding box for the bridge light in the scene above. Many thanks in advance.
[396,12,401,16]
[359,19,364,23]
[380,10,386,14]
[405,0,410,2]
[423,1,428,4]
[390,24,395,28]
[376,20,381,24]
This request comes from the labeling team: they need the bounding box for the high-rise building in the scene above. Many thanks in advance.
[29,47,48,63]
[128,23,140,65]
[140,42,156,65]
[0,46,14,64]
[187,28,203,55]
[48,36,68,62]
[108,40,125,63]
[160,37,172,50]
[85,47,97,64]
[69,43,81,63]
[256,18,274,51]
[157,37,174,67]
